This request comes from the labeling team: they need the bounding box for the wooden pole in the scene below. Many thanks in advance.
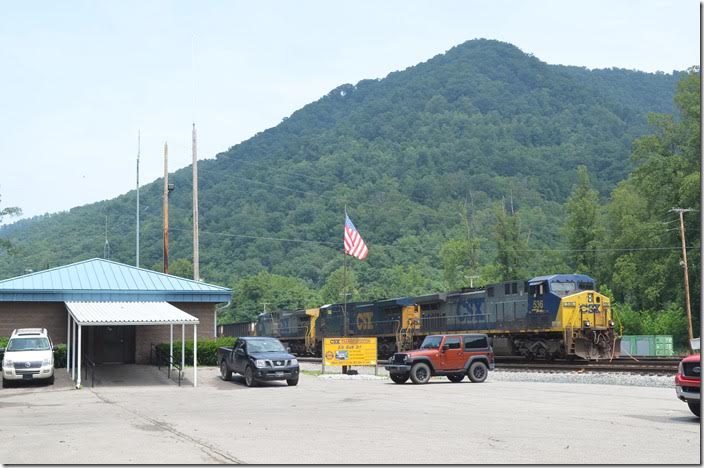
[163,142,169,274]
[674,209,694,348]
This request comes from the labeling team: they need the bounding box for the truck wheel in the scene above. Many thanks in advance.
[390,373,409,384]
[468,362,488,383]
[220,361,232,381]
[410,363,431,384]
[687,400,700,417]
[47,374,55,385]
[447,374,464,383]
[244,365,257,387]
[2,378,13,389]
[286,377,299,386]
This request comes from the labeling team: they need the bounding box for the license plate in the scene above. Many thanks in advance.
[274,372,284,377]
[23,374,33,380]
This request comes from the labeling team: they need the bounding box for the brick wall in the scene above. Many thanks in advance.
[134,302,216,364]
[0,302,68,343]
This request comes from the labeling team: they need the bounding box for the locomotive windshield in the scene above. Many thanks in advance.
[420,336,443,349]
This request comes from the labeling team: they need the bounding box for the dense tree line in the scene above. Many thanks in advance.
[0,40,694,346]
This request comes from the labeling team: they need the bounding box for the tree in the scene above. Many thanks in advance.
[320,267,359,304]
[168,258,194,279]
[562,166,602,273]
[0,195,21,254]
[604,69,700,333]
[493,201,529,281]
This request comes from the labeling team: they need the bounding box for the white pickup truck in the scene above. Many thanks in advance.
[2,328,56,387]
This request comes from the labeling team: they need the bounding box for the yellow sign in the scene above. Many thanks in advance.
[323,337,377,366]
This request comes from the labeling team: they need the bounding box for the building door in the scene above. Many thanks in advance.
[92,326,135,364]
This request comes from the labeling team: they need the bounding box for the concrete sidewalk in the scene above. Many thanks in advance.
[0,367,699,464]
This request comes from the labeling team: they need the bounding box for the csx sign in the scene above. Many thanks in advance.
[356,312,374,330]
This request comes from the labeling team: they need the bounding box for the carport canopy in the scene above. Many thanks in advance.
[64,301,200,388]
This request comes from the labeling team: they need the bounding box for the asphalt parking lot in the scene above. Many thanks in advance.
[0,366,700,464]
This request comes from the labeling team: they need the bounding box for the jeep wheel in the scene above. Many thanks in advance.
[220,361,232,381]
[447,374,464,383]
[410,362,431,384]
[468,362,488,383]
[687,400,700,417]
[390,373,409,384]
[244,365,257,387]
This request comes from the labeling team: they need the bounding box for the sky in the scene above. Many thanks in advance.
[0,0,699,222]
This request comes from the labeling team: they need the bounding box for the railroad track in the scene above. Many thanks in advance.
[298,356,680,374]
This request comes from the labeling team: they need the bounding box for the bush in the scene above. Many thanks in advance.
[154,336,237,367]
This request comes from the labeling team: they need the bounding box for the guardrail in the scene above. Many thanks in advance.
[151,344,182,386]
[82,356,96,388]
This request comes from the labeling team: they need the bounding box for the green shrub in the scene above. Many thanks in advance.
[154,336,237,367]
[54,344,67,368]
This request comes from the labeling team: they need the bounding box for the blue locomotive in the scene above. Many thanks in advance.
[219,274,620,360]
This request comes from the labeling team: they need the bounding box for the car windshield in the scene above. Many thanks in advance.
[247,339,286,353]
[420,336,443,349]
[7,337,50,351]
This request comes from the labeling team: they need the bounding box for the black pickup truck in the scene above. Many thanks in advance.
[218,336,299,387]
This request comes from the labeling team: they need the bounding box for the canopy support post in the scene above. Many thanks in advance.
[66,312,71,375]
[169,324,173,371]
[181,324,185,372]
[193,324,197,387]
[76,325,82,389]
[72,319,77,382]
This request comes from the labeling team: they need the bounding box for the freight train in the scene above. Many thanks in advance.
[217,274,621,361]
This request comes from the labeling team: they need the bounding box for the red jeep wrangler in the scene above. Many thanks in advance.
[385,334,494,384]
[675,353,700,417]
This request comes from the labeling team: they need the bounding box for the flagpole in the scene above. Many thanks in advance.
[343,204,348,338]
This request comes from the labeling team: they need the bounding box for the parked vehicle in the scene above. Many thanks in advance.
[1,328,56,387]
[675,353,700,417]
[218,337,299,387]
[385,334,494,384]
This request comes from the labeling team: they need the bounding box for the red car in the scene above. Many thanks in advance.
[675,354,700,417]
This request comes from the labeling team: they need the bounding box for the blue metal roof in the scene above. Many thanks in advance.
[0,258,231,303]
[528,274,595,286]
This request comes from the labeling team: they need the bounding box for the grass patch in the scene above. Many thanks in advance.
[301,369,322,376]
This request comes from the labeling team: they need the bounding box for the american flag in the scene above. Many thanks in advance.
[344,214,368,260]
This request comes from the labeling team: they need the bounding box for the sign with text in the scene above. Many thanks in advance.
[323,337,377,366]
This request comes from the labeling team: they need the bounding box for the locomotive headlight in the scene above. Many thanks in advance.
[255,359,267,368]
[609,320,615,328]
[583,320,591,328]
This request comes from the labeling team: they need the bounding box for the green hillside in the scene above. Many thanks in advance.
[0,39,688,323]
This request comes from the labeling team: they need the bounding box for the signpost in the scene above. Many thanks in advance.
[322,337,378,375]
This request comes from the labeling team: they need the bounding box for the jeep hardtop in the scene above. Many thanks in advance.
[385,333,494,384]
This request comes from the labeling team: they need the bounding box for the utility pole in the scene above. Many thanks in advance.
[163,142,174,274]
[103,216,110,260]
[671,208,694,348]
[192,123,200,281]
[136,130,140,268]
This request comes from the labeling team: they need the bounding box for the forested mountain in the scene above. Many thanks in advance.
[0,39,691,330]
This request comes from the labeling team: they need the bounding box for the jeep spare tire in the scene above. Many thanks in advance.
[468,361,488,383]
[410,362,431,384]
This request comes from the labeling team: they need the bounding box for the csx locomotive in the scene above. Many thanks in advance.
[218,274,621,360]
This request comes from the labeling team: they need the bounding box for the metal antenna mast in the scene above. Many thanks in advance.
[192,124,200,281]
[192,36,200,282]
[136,130,141,267]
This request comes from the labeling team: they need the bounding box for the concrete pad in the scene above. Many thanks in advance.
[0,367,699,464]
